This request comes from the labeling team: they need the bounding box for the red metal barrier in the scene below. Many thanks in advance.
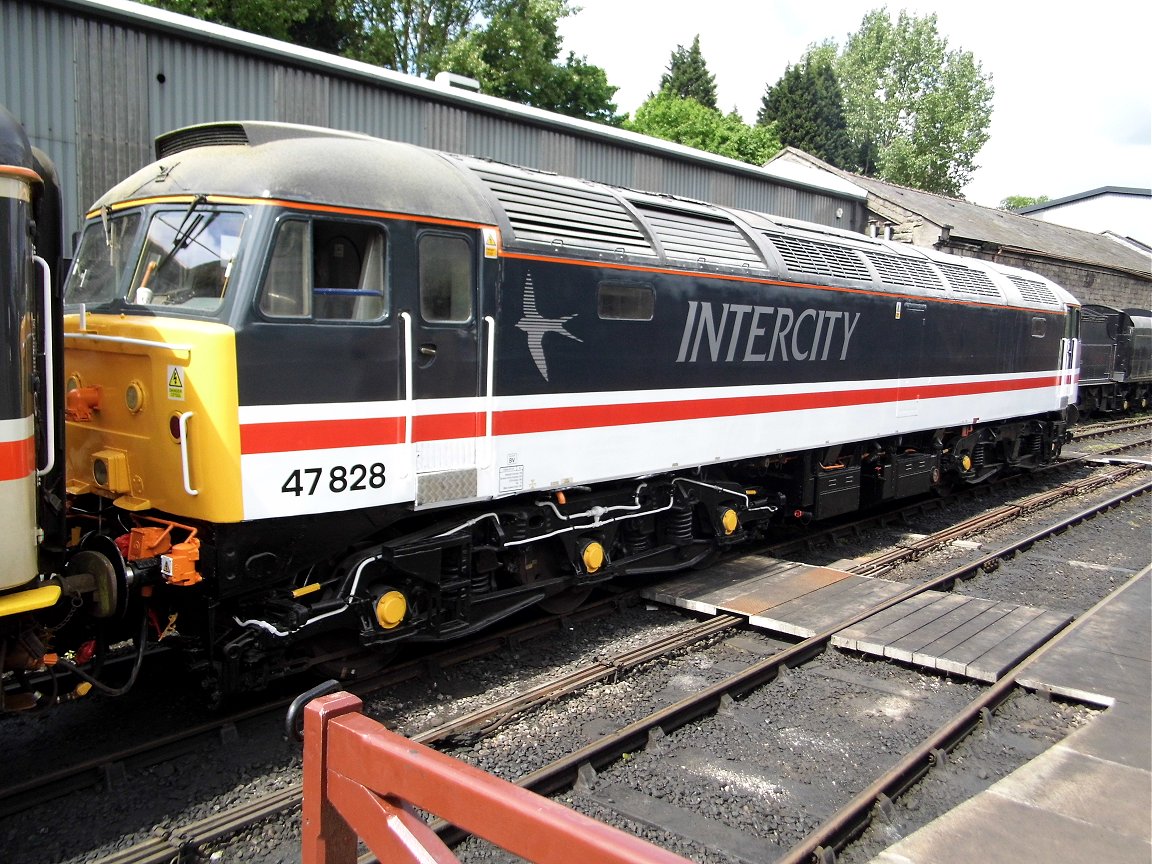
[302,691,695,864]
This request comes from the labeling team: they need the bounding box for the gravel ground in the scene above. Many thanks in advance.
[1,448,1146,864]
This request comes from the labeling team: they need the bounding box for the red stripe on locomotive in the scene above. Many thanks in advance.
[0,435,34,481]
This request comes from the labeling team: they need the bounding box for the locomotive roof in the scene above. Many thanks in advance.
[95,121,498,226]
[97,121,1077,314]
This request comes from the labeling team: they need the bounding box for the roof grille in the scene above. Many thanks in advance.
[762,231,871,280]
[471,166,653,256]
[935,261,1001,299]
[863,250,946,291]
[634,205,764,268]
[155,124,249,160]
[1008,275,1060,306]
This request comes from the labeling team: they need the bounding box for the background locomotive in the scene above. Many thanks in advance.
[1077,304,1152,415]
[5,120,1083,706]
[0,105,87,710]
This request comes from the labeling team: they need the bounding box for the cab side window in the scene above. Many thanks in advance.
[259,218,387,322]
[419,234,473,323]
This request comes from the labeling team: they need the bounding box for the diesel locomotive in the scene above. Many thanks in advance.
[3,120,1082,706]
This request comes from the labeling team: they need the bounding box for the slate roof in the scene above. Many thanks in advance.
[769,148,1151,279]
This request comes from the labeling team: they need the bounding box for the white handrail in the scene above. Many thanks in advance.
[64,332,193,354]
[400,311,413,446]
[178,411,198,496]
[33,255,54,477]
[482,315,495,470]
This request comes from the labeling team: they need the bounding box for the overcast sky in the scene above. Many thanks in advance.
[557,1,1151,208]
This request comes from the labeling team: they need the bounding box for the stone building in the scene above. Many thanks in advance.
[769,148,1151,311]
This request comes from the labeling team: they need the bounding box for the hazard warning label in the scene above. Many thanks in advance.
[167,365,185,401]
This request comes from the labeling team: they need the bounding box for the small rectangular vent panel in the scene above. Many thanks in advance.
[1008,275,1060,306]
[935,261,1001,299]
[155,124,249,159]
[863,251,945,291]
[762,231,871,281]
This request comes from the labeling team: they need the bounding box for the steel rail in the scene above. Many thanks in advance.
[778,525,1152,864]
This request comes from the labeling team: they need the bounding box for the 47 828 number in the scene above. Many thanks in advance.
[281,463,386,496]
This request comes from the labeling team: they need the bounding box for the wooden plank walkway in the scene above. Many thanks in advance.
[643,557,1072,683]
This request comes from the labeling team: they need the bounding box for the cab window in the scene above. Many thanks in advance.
[419,234,473,323]
[259,218,387,322]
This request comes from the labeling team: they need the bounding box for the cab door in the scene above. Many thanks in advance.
[896,299,927,421]
[408,230,482,508]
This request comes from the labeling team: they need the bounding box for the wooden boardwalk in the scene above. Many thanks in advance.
[643,556,1071,683]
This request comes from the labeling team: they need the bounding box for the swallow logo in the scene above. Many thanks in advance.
[516,272,581,381]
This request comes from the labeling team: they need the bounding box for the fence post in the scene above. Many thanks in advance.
[302,691,364,864]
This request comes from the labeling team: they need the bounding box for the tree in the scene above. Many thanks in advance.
[141,0,360,52]
[834,9,994,196]
[659,35,718,110]
[625,93,779,166]
[352,0,487,76]
[442,0,621,123]
[1000,195,1050,211]
[758,54,853,170]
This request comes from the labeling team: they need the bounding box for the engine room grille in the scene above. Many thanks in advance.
[935,261,1001,299]
[470,166,654,257]
[762,231,871,281]
[155,124,249,159]
[1008,275,1060,306]
[863,250,946,291]
[633,204,765,268]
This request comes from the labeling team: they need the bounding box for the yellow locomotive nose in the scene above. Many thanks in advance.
[63,315,243,522]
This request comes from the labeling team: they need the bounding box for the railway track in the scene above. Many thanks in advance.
[68,464,1149,864]
[5,443,1141,818]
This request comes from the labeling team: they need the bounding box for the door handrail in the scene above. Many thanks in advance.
[33,255,55,477]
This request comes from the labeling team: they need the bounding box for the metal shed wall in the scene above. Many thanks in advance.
[1,0,867,237]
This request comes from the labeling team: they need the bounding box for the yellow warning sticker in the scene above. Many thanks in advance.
[167,365,185,401]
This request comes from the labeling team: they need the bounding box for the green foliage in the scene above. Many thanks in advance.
[624,93,780,166]
[140,0,359,52]
[758,54,853,170]
[443,0,621,124]
[659,35,718,110]
[1000,195,1050,211]
[834,9,994,196]
[351,0,486,76]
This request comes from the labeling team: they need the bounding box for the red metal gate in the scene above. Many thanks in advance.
[302,691,695,864]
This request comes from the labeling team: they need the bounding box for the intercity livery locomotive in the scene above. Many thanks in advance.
[6,120,1082,705]
[0,106,74,712]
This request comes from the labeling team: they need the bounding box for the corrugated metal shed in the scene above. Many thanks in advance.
[1,0,867,238]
